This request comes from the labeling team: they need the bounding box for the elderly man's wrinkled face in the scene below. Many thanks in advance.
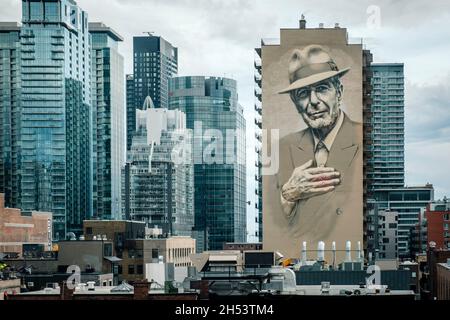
[290,78,343,130]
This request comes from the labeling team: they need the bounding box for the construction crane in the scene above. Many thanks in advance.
[143,31,155,36]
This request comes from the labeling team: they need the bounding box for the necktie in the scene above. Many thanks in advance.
[315,140,328,167]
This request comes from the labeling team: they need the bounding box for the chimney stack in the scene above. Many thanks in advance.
[317,241,325,262]
[301,241,307,263]
[345,241,352,262]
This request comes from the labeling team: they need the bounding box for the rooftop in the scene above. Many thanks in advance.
[88,22,123,41]
[438,262,450,270]
[0,22,21,32]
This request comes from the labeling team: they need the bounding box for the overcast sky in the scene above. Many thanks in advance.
[2,0,450,240]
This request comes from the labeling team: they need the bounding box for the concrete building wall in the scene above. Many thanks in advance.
[378,210,398,259]
[57,240,112,274]
[0,279,20,300]
[144,237,195,267]
[262,24,364,262]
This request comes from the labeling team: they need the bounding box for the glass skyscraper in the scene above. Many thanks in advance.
[366,63,431,258]
[127,36,178,150]
[0,22,21,209]
[123,96,194,236]
[169,76,246,251]
[20,0,91,239]
[89,22,125,221]
[369,63,405,191]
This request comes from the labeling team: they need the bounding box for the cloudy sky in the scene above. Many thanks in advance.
[2,0,450,240]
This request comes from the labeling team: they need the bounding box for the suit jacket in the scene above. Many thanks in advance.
[263,112,363,260]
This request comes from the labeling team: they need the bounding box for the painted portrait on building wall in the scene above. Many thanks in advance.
[263,34,363,262]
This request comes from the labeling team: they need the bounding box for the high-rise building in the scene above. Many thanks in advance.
[169,76,246,252]
[369,63,405,191]
[257,16,372,260]
[20,0,91,239]
[123,96,194,236]
[89,22,125,220]
[127,36,178,151]
[0,22,21,209]
[126,74,135,150]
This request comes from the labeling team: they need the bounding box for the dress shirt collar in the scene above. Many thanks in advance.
[311,109,344,152]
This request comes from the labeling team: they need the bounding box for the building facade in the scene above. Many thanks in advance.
[123,97,194,236]
[169,76,246,252]
[258,17,370,261]
[368,63,405,191]
[377,209,399,259]
[436,261,450,300]
[82,220,194,282]
[372,185,434,258]
[0,23,21,209]
[89,22,125,220]
[0,193,52,255]
[253,48,263,242]
[20,0,92,239]
[425,200,450,250]
[126,74,135,150]
[127,36,178,151]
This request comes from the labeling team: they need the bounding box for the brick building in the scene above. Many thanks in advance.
[425,200,450,250]
[0,193,52,255]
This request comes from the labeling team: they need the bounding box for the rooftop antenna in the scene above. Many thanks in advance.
[143,31,155,36]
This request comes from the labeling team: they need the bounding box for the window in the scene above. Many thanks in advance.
[86,227,92,235]
[152,248,159,259]
[389,223,397,229]
[137,265,143,275]
[128,265,135,275]
[103,243,112,257]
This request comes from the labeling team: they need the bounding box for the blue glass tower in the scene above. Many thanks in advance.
[89,22,125,220]
[20,0,91,239]
[369,63,405,191]
[169,76,246,252]
[0,22,21,209]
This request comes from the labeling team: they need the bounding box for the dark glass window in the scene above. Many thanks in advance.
[103,243,112,256]
[137,265,143,275]
[128,265,135,275]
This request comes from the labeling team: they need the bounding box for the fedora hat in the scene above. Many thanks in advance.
[278,45,350,94]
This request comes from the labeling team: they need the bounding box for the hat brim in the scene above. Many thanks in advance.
[278,67,351,94]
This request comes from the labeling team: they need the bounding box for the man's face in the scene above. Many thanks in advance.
[290,78,342,130]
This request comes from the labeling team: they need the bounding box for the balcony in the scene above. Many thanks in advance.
[255,117,262,129]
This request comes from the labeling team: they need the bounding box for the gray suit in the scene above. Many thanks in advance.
[263,112,363,260]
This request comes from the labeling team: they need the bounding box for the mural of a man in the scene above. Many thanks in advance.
[266,44,363,252]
